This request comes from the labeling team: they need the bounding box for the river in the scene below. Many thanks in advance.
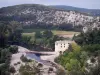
[26,53,53,66]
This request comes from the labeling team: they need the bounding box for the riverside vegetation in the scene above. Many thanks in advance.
[0,21,68,75]
[55,29,100,75]
[0,21,100,75]
[0,4,100,75]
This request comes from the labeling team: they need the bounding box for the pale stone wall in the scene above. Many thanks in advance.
[55,40,71,52]
[83,26,88,33]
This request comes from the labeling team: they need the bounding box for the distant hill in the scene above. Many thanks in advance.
[0,4,100,31]
[50,5,100,16]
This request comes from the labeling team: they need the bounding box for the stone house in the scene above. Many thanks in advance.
[55,40,72,53]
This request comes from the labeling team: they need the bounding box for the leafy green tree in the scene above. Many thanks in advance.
[20,55,32,62]
[22,36,31,44]
[55,43,88,75]
[8,45,18,54]
[0,47,12,75]
[9,29,22,43]
[8,21,21,33]
[56,68,66,75]
[42,30,53,39]
[0,22,8,47]
[74,29,100,45]
[35,31,42,38]
[8,21,23,43]
[82,44,100,52]
[19,64,41,75]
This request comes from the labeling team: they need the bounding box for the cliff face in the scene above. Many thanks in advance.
[0,4,100,29]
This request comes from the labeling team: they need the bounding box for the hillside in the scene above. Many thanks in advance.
[0,4,100,30]
[50,5,100,16]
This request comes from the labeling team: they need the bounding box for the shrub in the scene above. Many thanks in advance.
[9,45,18,54]
[37,63,43,68]
[20,55,32,62]
[48,67,53,72]
[9,66,16,73]
[17,62,21,64]
[91,57,96,63]
[56,68,66,75]
[35,31,42,38]
[19,64,41,75]
[82,44,100,52]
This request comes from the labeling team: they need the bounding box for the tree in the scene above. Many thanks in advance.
[8,21,23,44]
[8,45,18,54]
[9,66,16,73]
[8,21,21,33]
[55,43,88,75]
[82,44,100,52]
[68,44,73,51]
[74,29,100,45]
[46,35,60,48]
[8,29,22,43]
[35,31,42,38]
[42,30,53,39]
[0,21,23,75]
[22,36,31,44]
[56,68,66,75]
[19,64,41,75]
[86,55,100,75]
[0,22,8,47]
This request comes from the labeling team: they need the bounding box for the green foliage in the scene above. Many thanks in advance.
[74,29,100,45]
[9,29,22,43]
[8,21,22,33]
[37,63,43,68]
[8,45,18,54]
[65,59,81,71]
[71,43,81,51]
[9,66,16,73]
[35,31,42,38]
[22,36,32,44]
[56,68,66,75]
[0,45,18,75]
[19,64,41,75]
[20,55,32,62]
[55,29,100,75]
[8,21,23,44]
[0,21,23,75]
[0,47,12,75]
[46,35,60,48]
[55,43,88,74]
[82,44,100,52]
[42,30,53,38]
[0,48,11,63]
[34,29,62,49]
[0,21,23,47]
[0,22,8,47]
[0,63,10,75]
[69,70,85,75]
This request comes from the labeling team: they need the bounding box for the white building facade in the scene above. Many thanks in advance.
[55,40,72,52]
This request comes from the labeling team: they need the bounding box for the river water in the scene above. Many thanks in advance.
[26,53,52,66]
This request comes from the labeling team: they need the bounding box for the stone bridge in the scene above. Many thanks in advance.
[25,50,56,55]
